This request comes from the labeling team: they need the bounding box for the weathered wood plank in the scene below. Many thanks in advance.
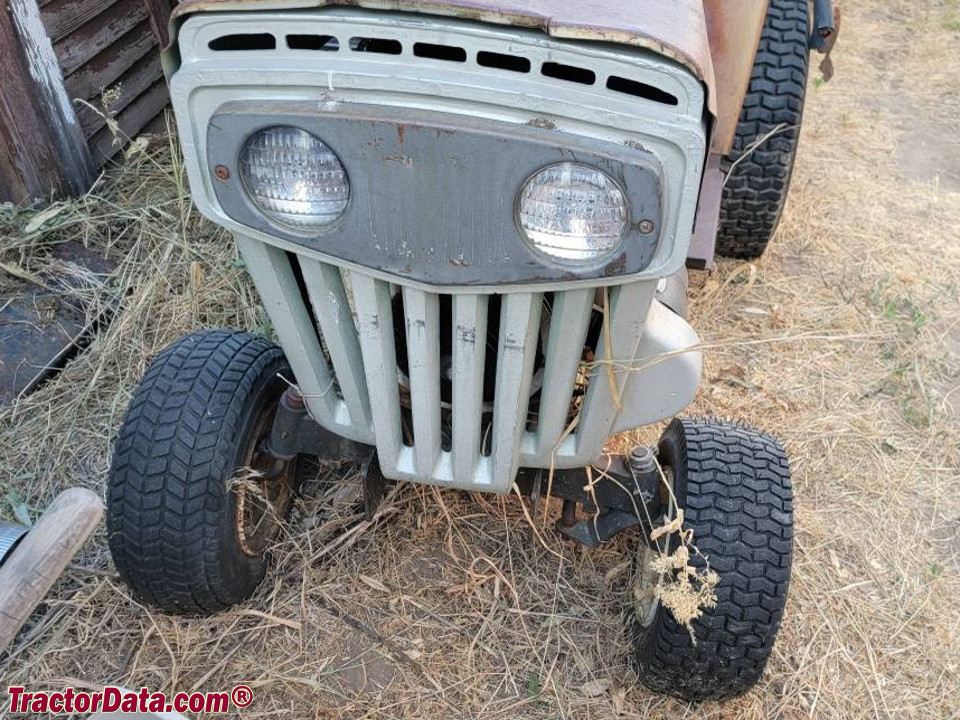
[139,108,171,139]
[54,0,147,76]
[142,0,173,46]
[88,79,168,164]
[40,0,123,43]
[0,0,93,202]
[0,488,103,652]
[75,50,163,137]
[62,19,156,103]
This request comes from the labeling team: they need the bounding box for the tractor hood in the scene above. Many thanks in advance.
[163,0,768,154]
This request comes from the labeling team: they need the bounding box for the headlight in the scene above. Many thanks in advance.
[517,163,628,263]
[239,126,349,229]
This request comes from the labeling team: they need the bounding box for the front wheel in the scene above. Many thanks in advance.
[633,418,793,701]
[107,330,297,615]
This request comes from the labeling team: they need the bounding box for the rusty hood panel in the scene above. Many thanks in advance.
[168,0,717,109]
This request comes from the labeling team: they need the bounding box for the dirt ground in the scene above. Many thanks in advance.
[1,0,959,718]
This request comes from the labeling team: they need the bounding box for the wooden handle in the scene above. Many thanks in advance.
[0,488,103,652]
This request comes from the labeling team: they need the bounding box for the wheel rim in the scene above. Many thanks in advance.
[636,466,676,628]
[234,405,294,557]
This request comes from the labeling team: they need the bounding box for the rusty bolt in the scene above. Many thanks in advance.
[214,165,230,180]
[638,219,655,234]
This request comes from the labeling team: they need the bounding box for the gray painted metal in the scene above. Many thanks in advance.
[171,8,706,491]
[451,293,487,479]
[208,103,664,285]
[490,292,541,486]
[571,280,655,457]
[169,8,706,292]
[299,259,374,431]
[533,287,593,454]
[403,286,443,474]
[235,235,375,443]
[611,298,701,432]
[166,0,716,102]
[229,237,700,492]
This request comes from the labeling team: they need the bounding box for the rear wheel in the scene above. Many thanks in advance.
[717,0,810,259]
[107,330,297,614]
[633,418,793,700]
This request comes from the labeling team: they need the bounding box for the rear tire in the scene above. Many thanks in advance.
[717,0,810,259]
[633,418,793,701]
[107,330,294,615]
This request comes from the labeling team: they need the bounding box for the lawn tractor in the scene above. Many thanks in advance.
[106,0,835,701]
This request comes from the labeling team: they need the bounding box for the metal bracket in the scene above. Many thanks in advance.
[264,387,373,464]
[556,509,644,549]
[810,0,841,82]
[263,387,389,518]
[515,449,664,548]
[810,0,837,52]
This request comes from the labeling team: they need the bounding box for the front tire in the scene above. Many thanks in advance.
[634,418,793,701]
[107,330,295,615]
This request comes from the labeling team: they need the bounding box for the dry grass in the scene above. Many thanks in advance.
[1,0,960,717]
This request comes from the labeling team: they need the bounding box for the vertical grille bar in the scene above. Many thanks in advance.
[234,236,372,442]
[535,288,595,454]
[299,258,373,434]
[352,273,404,471]
[576,281,656,455]
[401,287,442,476]
[451,293,488,481]
[490,292,542,491]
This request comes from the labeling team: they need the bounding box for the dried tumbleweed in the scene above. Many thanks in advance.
[637,510,720,642]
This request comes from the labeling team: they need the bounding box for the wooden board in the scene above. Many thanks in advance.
[88,79,169,162]
[0,488,103,653]
[62,19,157,103]
[75,50,164,137]
[0,0,92,202]
[41,0,124,43]
[54,0,148,76]
[49,0,175,169]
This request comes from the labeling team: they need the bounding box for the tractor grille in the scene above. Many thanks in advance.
[238,236,654,492]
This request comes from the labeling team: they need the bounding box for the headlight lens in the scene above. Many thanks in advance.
[239,126,349,229]
[517,163,628,262]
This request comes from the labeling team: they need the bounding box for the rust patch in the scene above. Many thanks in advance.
[527,117,556,130]
[603,252,627,276]
[396,124,405,145]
